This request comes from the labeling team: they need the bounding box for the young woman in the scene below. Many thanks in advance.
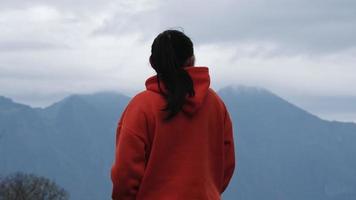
[111,29,235,200]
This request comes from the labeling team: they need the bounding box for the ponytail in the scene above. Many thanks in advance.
[150,30,195,122]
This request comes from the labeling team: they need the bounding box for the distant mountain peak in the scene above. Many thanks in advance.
[218,84,272,96]
[0,96,14,104]
[0,96,31,111]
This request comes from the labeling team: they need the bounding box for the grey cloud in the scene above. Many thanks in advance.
[91,9,159,41]
[0,0,114,12]
[0,41,69,52]
[163,0,356,54]
[1,0,356,123]
[93,0,356,54]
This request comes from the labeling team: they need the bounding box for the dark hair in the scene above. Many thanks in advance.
[149,29,195,122]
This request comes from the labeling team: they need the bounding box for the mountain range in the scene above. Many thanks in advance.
[1,85,355,200]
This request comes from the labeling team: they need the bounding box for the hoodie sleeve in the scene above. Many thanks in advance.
[111,102,149,200]
[221,103,236,193]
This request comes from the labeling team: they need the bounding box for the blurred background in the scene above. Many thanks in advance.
[0,0,355,199]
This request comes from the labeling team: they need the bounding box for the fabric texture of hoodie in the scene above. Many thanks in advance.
[111,66,236,200]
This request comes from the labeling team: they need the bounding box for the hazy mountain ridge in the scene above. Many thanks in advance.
[1,85,355,200]
[0,91,130,199]
[219,85,356,200]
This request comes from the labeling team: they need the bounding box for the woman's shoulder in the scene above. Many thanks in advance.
[208,88,225,104]
[130,90,162,103]
[125,90,163,112]
[207,88,229,113]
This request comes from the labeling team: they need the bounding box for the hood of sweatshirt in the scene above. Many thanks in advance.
[145,66,210,115]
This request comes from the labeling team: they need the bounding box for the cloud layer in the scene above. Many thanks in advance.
[0,0,355,122]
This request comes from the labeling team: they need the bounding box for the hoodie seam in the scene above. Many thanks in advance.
[121,125,147,145]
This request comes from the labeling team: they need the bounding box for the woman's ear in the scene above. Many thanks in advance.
[191,55,195,66]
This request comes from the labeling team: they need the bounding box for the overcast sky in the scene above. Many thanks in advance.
[0,0,356,122]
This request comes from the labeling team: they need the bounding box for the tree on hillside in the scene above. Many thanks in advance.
[0,172,69,200]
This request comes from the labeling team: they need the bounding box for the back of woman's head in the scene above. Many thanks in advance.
[149,29,195,122]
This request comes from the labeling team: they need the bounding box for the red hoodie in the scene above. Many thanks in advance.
[111,66,236,200]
